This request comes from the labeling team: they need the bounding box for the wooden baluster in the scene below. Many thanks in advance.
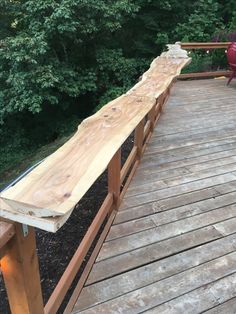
[159,93,165,112]
[108,148,121,210]
[167,86,171,99]
[0,223,44,314]
[135,119,145,160]
[148,105,156,133]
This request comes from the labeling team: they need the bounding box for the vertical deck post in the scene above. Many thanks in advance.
[148,106,156,133]
[159,93,165,111]
[135,119,145,160]
[108,148,121,210]
[0,223,44,314]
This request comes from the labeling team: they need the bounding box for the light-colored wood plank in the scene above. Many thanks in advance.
[0,199,73,232]
[108,190,236,241]
[87,218,236,285]
[153,112,236,131]
[148,127,236,153]
[136,146,236,180]
[128,167,190,191]
[115,186,221,224]
[121,173,236,210]
[151,121,236,140]
[187,155,236,172]
[155,111,236,125]
[97,205,236,261]
[204,297,236,314]
[146,131,236,155]
[126,161,236,198]
[140,140,236,169]
[74,252,236,313]
[0,48,190,228]
[116,178,236,225]
[73,234,236,312]
[164,162,236,187]
[144,274,236,314]
[151,122,236,141]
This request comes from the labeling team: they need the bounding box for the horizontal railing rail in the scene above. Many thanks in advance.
[181,42,231,49]
[0,43,190,314]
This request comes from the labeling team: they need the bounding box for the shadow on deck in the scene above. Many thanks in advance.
[72,78,236,313]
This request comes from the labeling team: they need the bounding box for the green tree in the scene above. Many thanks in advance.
[174,0,223,42]
[218,0,236,25]
[119,0,194,58]
[230,12,236,30]
[0,0,142,177]
[0,0,139,124]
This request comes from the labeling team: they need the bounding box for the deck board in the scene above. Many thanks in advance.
[72,79,236,313]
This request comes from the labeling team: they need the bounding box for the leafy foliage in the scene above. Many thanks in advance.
[0,0,139,123]
[175,0,223,42]
[230,12,236,30]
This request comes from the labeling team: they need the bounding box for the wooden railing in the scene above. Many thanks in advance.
[1,41,232,314]
[180,42,232,79]
[0,45,190,314]
[181,42,231,49]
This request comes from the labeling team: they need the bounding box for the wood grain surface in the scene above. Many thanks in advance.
[0,48,190,230]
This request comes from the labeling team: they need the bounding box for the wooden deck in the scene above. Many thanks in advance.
[72,78,236,313]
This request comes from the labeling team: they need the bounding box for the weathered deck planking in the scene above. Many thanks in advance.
[72,79,236,313]
[0,221,15,250]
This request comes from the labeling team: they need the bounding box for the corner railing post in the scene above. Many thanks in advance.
[0,223,44,314]
[108,148,121,210]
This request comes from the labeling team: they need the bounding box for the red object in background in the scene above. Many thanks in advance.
[227,42,236,85]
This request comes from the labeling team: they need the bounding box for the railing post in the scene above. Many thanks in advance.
[135,119,145,160]
[0,223,44,314]
[159,93,165,112]
[108,148,121,210]
[148,106,156,133]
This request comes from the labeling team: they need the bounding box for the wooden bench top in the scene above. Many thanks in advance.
[0,46,190,232]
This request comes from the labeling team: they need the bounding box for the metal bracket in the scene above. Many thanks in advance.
[22,224,29,237]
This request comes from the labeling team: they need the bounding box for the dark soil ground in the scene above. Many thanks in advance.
[0,135,134,314]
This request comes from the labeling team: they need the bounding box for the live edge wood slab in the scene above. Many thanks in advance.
[0,44,190,232]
